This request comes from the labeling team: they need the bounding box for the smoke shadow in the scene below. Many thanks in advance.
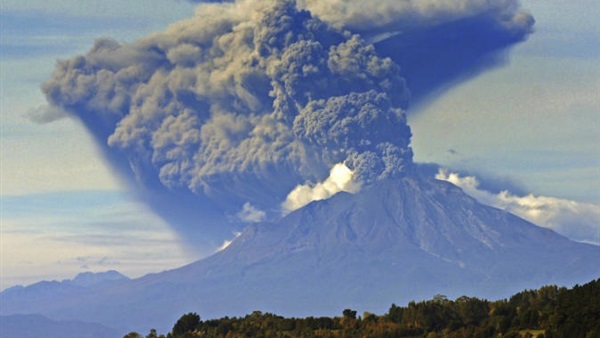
[374,14,532,110]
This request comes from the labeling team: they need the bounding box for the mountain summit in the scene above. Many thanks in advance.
[2,175,597,333]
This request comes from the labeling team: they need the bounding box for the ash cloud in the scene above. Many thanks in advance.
[42,0,413,240]
[297,0,533,35]
[25,105,68,124]
[42,0,534,245]
[304,0,534,106]
[184,0,535,104]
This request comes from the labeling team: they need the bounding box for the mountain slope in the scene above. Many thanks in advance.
[1,176,598,333]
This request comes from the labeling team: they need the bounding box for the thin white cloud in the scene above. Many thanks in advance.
[436,169,600,245]
[236,202,266,223]
[216,232,242,252]
[282,163,359,213]
[2,0,195,20]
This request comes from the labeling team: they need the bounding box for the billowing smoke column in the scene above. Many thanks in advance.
[43,0,411,220]
[42,0,533,245]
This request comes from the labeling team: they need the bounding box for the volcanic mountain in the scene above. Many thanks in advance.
[2,174,598,333]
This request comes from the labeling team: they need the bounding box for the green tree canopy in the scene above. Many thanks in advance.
[172,312,200,336]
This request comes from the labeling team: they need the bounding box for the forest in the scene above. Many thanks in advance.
[124,278,599,338]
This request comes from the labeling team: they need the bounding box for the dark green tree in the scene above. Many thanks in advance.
[343,308,357,320]
[146,329,159,338]
[172,312,200,336]
[123,332,143,338]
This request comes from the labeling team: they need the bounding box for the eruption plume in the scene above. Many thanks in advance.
[42,0,533,246]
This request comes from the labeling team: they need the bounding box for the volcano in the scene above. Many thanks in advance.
[2,174,598,333]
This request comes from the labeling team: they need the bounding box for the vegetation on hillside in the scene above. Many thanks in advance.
[124,278,600,338]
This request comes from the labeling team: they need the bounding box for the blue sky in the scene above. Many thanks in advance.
[411,0,600,203]
[1,0,201,288]
[1,0,598,289]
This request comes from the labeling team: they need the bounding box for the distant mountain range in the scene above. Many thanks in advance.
[2,175,598,335]
[0,314,119,338]
[1,271,129,309]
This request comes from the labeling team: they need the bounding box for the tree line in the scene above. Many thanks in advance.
[125,278,599,338]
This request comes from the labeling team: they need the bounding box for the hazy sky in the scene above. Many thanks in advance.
[1,0,598,289]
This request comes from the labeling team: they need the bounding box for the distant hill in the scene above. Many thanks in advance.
[1,270,129,310]
[0,314,119,338]
[1,176,598,333]
[3,270,129,293]
[69,270,129,288]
